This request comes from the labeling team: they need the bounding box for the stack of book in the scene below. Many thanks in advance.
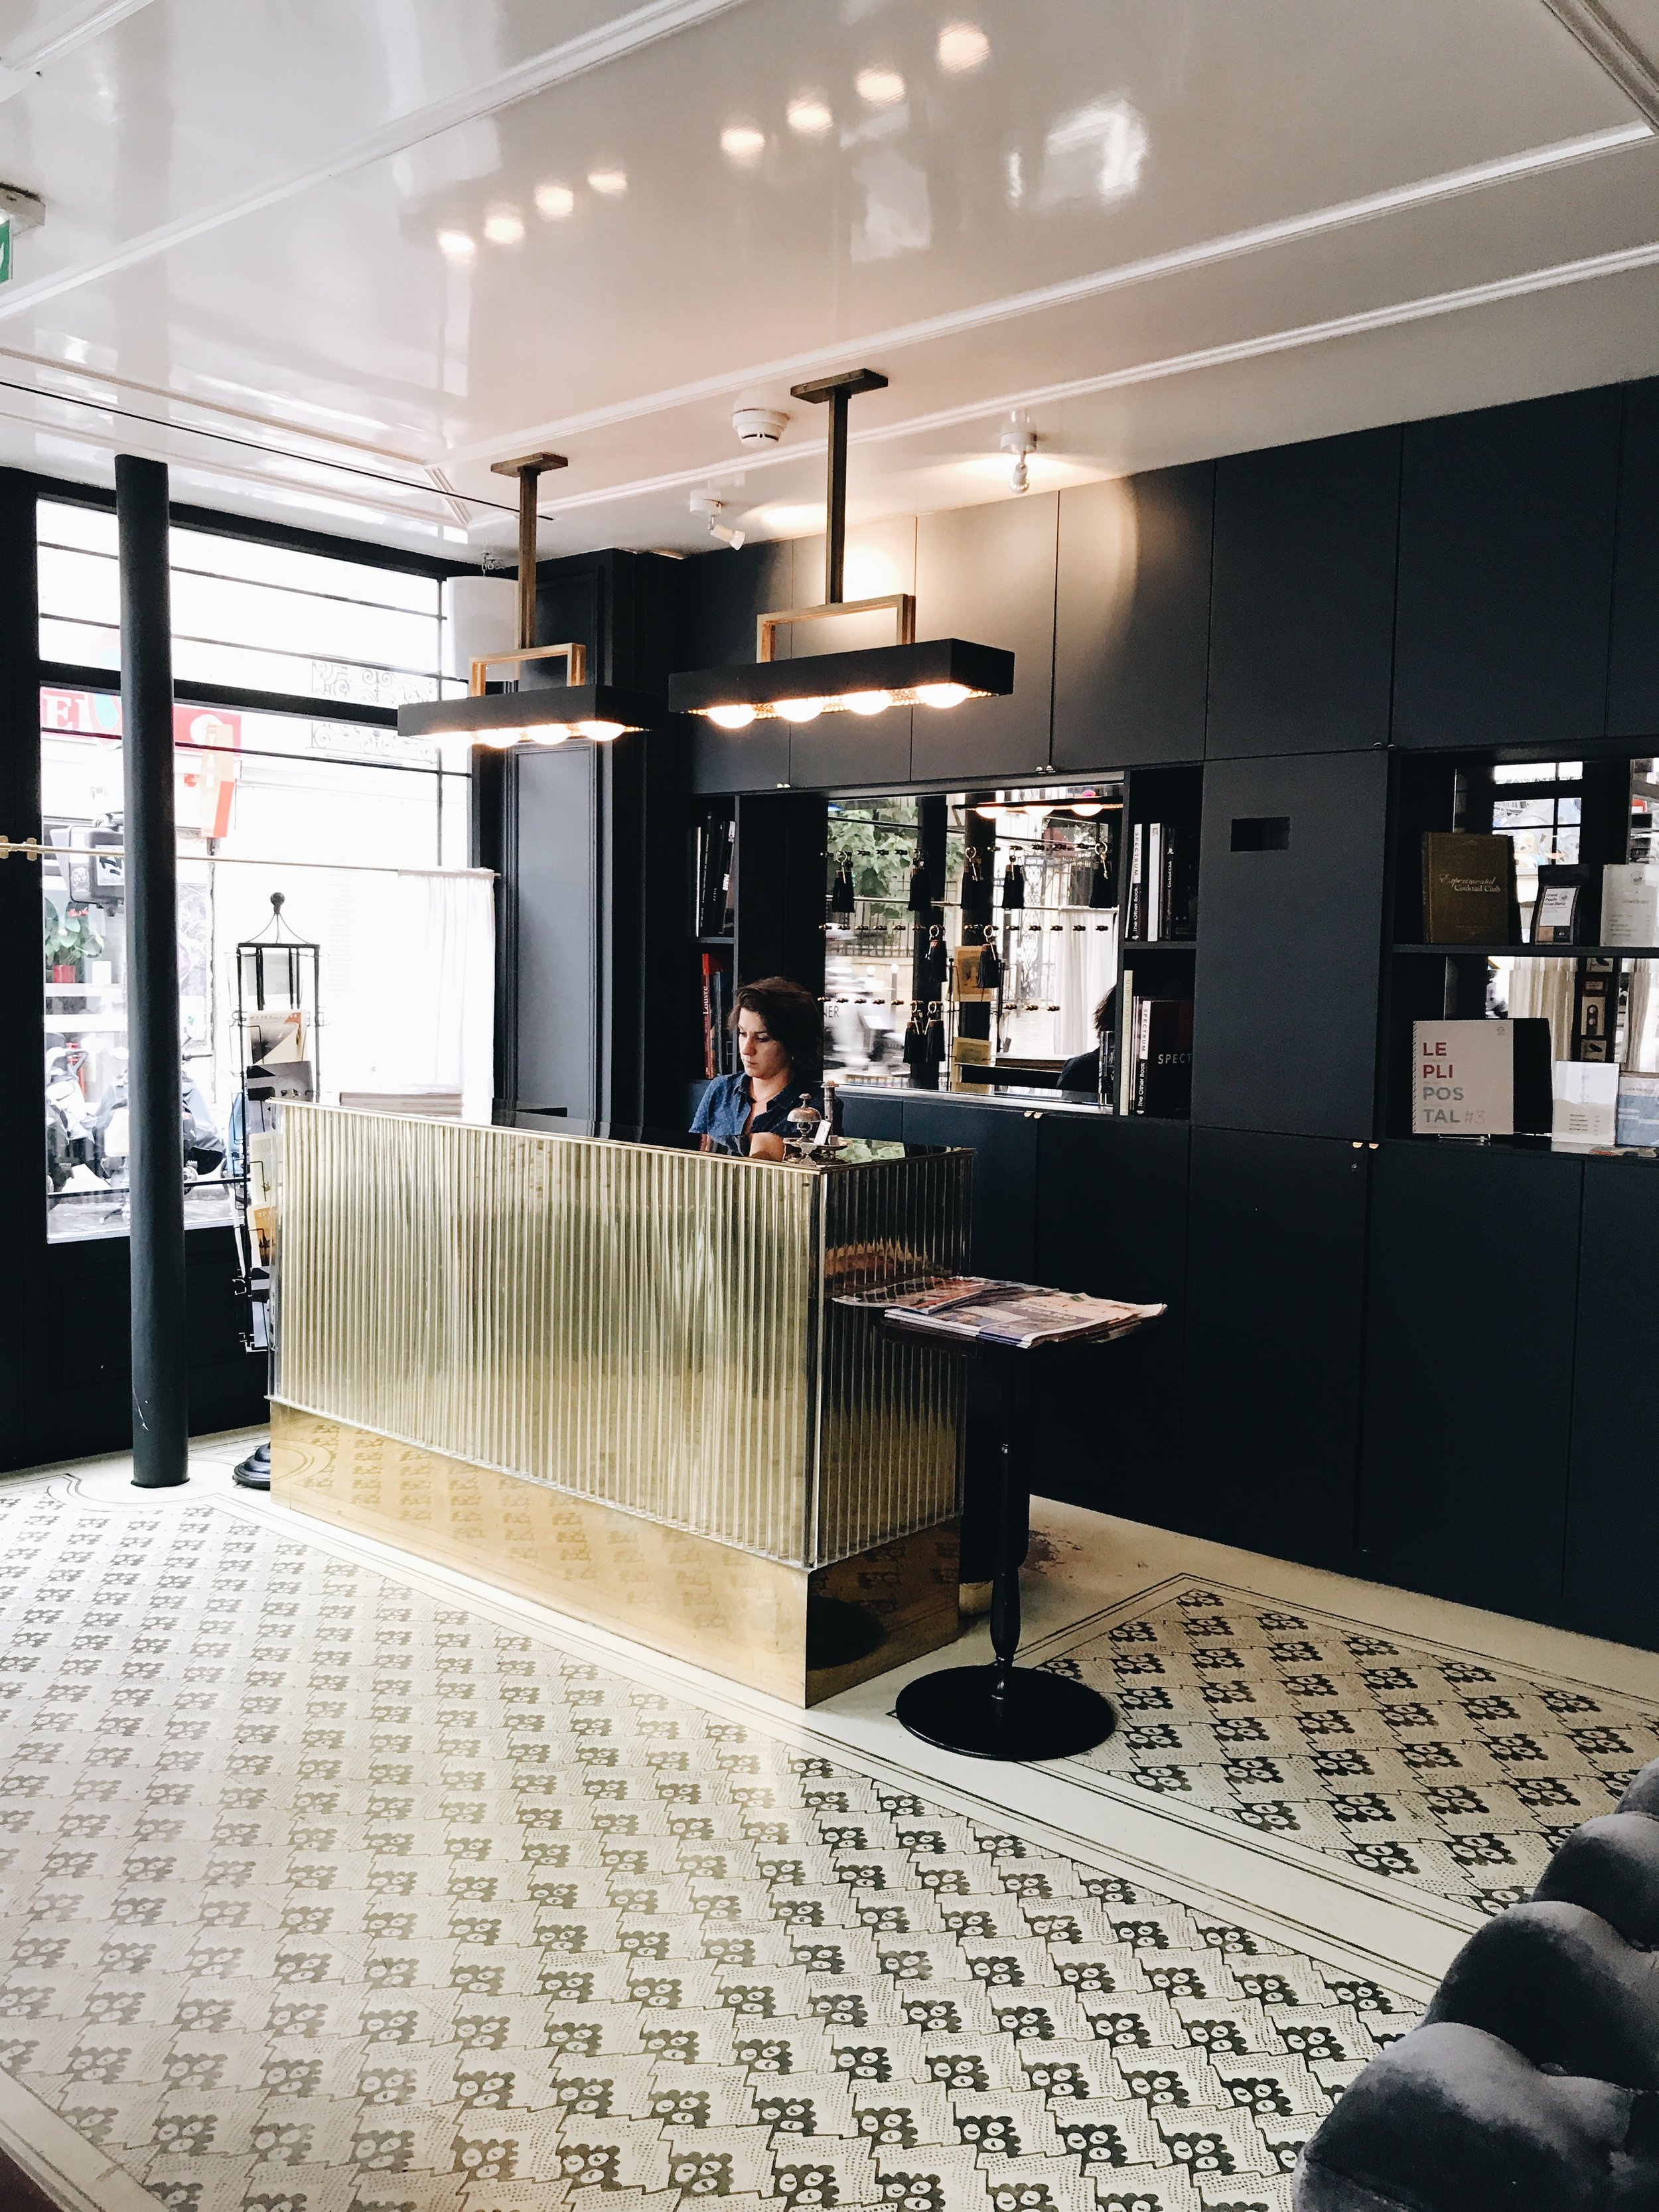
[699,954,733,1079]
[1125,820,1198,941]
[694,814,735,940]
[1125,995,1193,1116]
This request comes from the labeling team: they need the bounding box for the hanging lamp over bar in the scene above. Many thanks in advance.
[399,451,660,747]
[667,368,1015,728]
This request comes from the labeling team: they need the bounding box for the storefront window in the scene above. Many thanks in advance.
[38,509,484,1241]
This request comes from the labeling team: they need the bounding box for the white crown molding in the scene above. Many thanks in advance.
[1540,0,1659,127]
[0,0,756,321]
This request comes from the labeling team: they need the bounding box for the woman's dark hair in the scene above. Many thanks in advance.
[729,976,823,1088]
[1092,987,1118,1041]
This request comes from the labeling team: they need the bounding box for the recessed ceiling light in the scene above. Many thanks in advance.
[587,167,628,196]
[787,96,833,135]
[936,21,989,72]
[534,182,575,220]
[855,66,905,106]
[483,206,524,246]
[436,228,476,259]
[720,123,766,163]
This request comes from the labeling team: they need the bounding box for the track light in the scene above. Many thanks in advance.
[1000,415,1037,493]
[691,490,745,550]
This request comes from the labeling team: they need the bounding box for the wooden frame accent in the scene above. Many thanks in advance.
[756,593,916,663]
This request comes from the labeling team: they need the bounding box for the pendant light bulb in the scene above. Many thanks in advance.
[707,702,757,730]
[520,724,569,745]
[914,682,972,709]
[843,690,891,716]
[575,719,624,741]
[776,698,825,721]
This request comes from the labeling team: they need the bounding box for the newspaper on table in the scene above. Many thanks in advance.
[844,1274,1165,1350]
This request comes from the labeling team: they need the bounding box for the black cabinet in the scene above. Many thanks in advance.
[503,745,601,1117]
[1053,465,1212,771]
[1184,1128,1368,1568]
[1192,750,1388,1138]
[898,1097,1037,1278]
[1033,1113,1189,1526]
[912,496,1058,782]
[683,540,794,792]
[1360,1143,1581,1621]
[1394,388,1621,750]
[839,1090,906,1142]
[1563,1158,1659,1651]
[1609,378,1659,741]
[1208,429,1398,759]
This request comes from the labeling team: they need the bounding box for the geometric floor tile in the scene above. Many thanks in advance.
[1044,1578,1659,1916]
[0,1491,1423,2212]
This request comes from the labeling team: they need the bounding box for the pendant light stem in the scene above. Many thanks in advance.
[826,386,849,608]
[516,467,538,652]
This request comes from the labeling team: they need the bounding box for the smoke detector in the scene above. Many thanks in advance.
[733,406,788,447]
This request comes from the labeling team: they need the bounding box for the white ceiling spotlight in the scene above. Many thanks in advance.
[1000,414,1037,492]
[732,406,788,447]
[691,490,745,550]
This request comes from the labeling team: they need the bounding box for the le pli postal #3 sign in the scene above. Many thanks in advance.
[1413,1019,1515,1136]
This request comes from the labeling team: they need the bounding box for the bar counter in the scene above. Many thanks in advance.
[269,1107,971,1702]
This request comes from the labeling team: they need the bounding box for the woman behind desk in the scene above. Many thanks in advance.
[692,976,825,1145]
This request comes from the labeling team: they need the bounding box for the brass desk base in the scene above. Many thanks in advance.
[269,1404,960,1707]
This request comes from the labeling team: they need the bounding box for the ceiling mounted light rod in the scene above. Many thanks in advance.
[789,366,887,606]
[396,446,661,751]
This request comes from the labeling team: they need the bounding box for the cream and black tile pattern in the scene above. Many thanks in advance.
[0,1484,1421,2212]
[1041,1579,1659,1917]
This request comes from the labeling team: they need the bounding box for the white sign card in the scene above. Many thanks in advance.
[1552,1059,1620,1145]
[1412,1019,1514,1136]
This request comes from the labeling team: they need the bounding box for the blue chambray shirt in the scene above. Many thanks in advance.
[691,1074,825,1140]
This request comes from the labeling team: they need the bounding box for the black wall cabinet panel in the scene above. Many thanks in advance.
[1394,386,1621,749]
[733,792,827,996]
[1208,429,1399,759]
[1609,378,1659,740]
[508,745,599,1116]
[912,496,1058,782]
[1564,1158,1659,1650]
[1184,1128,1367,1568]
[1053,465,1213,771]
[1360,1143,1581,1621]
[1032,1114,1189,1525]
[839,1092,906,1142]
[901,1098,1037,1278]
[1192,750,1388,1138]
[790,709,912,792]
[682,540,794,792]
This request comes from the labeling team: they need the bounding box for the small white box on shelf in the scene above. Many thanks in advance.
[1600,863,1659,947]
[1552,1060,1620,1145]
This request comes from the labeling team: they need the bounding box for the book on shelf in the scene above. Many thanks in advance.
[1410,1017,1551,1136]
[1125,820,1198,942]
[694,814,735,939]
[1617,1072,1659,1147]
[1129,995,1193,1117]
[1601,862,1659,948]
[699,952,733,1079]
[1530,865,1589,945]
[843,1274,1165,1349]
[1421,831,1516,944]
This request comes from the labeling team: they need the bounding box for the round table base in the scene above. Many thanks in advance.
[895,1664,1116,1761]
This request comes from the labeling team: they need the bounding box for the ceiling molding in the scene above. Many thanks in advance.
[449,121,1653,463]
[1540,0,1659,128]
[0,0,757,321]
[0,0,154,75]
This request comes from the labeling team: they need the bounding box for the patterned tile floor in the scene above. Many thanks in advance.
[0,1483,1425,2212]
[1043,1578,1659,1915]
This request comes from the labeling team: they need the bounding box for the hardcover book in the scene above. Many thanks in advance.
[1131,997,1194,1118]
[1422,832,1514,944]
[1617,1072,1659,1147]
[1411,1019,1515,1134]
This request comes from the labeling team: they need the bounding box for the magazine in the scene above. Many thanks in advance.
[851,1275,1165,1349]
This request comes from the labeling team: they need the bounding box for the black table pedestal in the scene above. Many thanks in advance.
[895,1350,1116,1761]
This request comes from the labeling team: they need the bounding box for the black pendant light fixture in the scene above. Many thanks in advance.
[667,370,1015,729]
[399,452,660,748]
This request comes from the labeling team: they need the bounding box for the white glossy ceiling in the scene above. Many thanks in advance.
[1,0,1658,560]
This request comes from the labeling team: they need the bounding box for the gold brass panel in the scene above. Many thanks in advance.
[272,1406,959,1706]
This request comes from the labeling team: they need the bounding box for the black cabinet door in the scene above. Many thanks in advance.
[839,1092,906,1142]
[1192,751,1388,1139]
[1053,465,1212,771]
[1208,429,1399,759]
[899,1098,1037,1278]
[912,497,1058,782]
[1032,1113,1189,1525]
[1360,1142,1581,1621]
[1609,378,1659,741]
[682,540,794,793]
[508,745,601,1116]
[1184,1129,1368,1569]
[1394,387,1621,749]
[1563,1157,1659,1651]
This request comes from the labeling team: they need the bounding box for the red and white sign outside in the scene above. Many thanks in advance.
[38,687,243,838]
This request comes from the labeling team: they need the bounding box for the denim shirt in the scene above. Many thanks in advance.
[691,1073,825,1141]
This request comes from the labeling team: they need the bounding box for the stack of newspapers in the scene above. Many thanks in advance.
[839,1275,1165,1351]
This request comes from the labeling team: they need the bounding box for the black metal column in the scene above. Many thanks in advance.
[0,472,44,1471]
[117,455,188,1487]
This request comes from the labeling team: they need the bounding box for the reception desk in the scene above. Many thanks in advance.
[269,1108,970,1702]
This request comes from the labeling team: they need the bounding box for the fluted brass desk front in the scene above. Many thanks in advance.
[269,1108,970,1702]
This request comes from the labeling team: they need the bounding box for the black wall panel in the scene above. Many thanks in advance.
[1394,388,1621,750]
[1052,465,1213,771]
[912,496,1058,782]
[684,540,794,792]
[1564,1158,1659,1649]
[507,745,600,1116]
[1184,1128,1368,1568]
[899,1096,1036,1278]
[838,1092,905,1142]
[1192,750,1389,1138]
[1360,1143,1581,1620]
[1609,377,1659,741]
[1208,429,1399,759]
